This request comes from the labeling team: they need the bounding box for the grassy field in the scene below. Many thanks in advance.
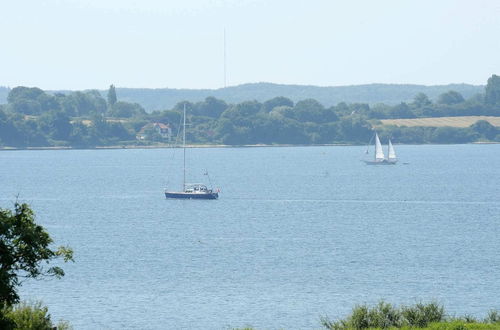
[380,116,500,128]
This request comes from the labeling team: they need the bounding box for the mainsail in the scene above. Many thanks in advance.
[388,139,397,160]
[374,133,385,160]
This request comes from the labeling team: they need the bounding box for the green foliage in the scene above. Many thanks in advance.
[75,82,482,111]
[485,310,500,324]
[108,101,146,118]
[338,116,372,143]
[192,96,228,118]
[6,86,60,116]
[321,303,500,330]
[321,301,446,329]
[7,87,45,106]
[425,321,500,330]
[293,99,338,123]
[390,102,415,118]
[401,302,445,327]
[470,120,498,140]
[38,110,72,141]
[485,74,500,105]
[262,96,294,112]
[2,302,52,330]
[0,203,73,306]
[0,301,72,330]
[437,91,465,105]
[68,90,107,116]
[322,301,403,329]
[430,126,476,143]
[107,84,117,107]
[413,93,432,108]
[1,75,499,148]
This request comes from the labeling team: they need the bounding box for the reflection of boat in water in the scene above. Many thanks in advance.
[364,132,398,165]
[164,105,219,200]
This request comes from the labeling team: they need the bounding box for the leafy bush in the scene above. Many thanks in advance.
[0,301,72,330]
[4,302,52,330]
[402,302,445,327]
[485,310,500,324]
[322,301,445,329]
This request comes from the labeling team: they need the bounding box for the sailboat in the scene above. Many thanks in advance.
[364,132,398,165]
[164,105,219,199]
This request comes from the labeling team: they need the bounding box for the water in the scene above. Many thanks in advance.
[0,145,499,329]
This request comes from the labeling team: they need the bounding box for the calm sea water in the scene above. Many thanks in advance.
[0,145,499,329]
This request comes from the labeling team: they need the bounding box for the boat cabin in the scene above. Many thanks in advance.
[185,184,210,193]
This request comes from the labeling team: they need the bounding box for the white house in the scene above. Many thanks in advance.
[136,122,172,141]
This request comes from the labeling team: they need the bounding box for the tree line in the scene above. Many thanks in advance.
[1,75,499,148]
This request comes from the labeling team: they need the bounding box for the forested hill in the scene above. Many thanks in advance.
[0,87,9,105]
[0,83,483,111]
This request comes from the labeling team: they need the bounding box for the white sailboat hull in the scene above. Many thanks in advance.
[364,159,397,165]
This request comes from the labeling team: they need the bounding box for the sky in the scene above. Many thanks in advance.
[0,0,499,90]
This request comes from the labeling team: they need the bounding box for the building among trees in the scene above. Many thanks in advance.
[136,122,172,141]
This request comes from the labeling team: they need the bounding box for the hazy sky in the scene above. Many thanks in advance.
[1,0,499,90]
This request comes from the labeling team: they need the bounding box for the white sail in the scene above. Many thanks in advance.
[375,133,385,160]
[388,139,397,160]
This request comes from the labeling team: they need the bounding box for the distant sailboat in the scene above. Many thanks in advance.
[164,105,219,199]
[387,139,397,164]
[364,133,398,165]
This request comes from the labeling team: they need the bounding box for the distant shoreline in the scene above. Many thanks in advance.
[0,143,352,151]
[0,141,498,151]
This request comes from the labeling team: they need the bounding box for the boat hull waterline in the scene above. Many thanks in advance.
[364,160,397,165]
[165,191,219,199]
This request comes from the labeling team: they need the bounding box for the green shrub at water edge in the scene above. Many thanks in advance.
[320,301,500,329]
[1,301,72,330]
[2,302,52,330]
[401,302,445,327]
[321,300,409,329]
[485,310,500,324]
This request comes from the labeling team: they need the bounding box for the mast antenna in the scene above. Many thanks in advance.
[224,28,227,88]
[183,103,186,191]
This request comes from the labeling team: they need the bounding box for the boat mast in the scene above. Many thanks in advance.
[183,103,186,191]
[387,139,390,160]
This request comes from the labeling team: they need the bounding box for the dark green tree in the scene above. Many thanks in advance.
[227,100,261,117]
[437,90,465,105]
[6,87,45,105]
[192,97,228,118]
[37,111,72,140]
[0,203,73,307]
[262,96,294,113]
[68,91,107,116]
[485,74,500,105]
[108,101,146,118]
[294,99,338,123]
[7,100,41,115]
[470,120,498,140]
[390,102,415,118]
[107,84,117,107]
[412,93,432,108]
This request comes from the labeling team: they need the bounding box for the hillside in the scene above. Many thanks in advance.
[0,83,484,111]
[0,87,9,105]
[380,116,500,128]
[108,83,484,111]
